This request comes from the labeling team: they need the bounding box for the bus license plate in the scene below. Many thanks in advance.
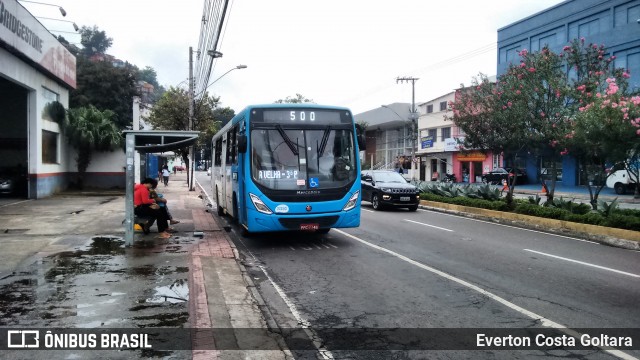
[400,196,410,201]
[300,223,319,231]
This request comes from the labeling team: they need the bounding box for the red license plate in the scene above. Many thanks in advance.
[300,223,320,231]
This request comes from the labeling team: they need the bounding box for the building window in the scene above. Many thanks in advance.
[42,87,59,102]
[615,4,640,27]
[42,130,58,164]
[428,128,437,140]
[614,48,640,91]
[569,12,608,39]
[441,127,451,141]
[530,27,564,51]
[426,104,433,113]
[499,42,524,64]
[439,101,447,111]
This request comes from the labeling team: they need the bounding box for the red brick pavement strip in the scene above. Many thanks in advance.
[190,208,237,359]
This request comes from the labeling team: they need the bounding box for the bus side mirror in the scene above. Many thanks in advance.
[237,135,247,153]
[355,124,366,151]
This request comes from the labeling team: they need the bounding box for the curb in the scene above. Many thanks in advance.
[194,178,292,357]
[419,200,640,251]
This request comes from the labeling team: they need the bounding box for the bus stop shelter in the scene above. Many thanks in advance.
[122,130,200,246]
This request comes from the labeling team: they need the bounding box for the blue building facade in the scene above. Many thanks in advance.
[497,0,640,185]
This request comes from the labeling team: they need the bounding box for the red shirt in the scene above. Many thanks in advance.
[134,183,155,206]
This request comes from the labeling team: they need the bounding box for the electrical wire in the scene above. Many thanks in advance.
[193,0,232,98]
[341,42,498,107]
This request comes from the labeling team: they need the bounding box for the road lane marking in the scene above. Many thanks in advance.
[232,232,334,359]
[417,208,600,244]
[258,265,334,359]
[403,219,453,232]
[333,229,636,360]
[362,208,375,213]
[524,249,640,278]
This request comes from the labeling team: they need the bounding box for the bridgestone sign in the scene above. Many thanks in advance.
[0,0,76,88]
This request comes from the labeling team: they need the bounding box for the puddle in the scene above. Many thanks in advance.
[132,311,189,327]
[146,279,189,303]
[0,233,190,330]
[0,278,36,325]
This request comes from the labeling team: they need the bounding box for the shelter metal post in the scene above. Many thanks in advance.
[125,133,135,246]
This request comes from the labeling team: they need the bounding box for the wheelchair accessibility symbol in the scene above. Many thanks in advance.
[309,177,319,188]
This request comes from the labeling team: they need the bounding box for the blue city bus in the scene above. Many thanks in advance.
[210,104,366,234]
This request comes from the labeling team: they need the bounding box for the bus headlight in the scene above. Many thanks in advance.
[249,193,273,214]
[342,190,359,211]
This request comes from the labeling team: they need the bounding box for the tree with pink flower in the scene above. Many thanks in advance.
[563,39,640,205]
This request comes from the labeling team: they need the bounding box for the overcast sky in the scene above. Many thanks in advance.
[26,0,565,114]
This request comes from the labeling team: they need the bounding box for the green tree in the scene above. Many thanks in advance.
[497,47,571,203]
[70,56,138,130]
[448,74,528,205]
[65,106,122,189]
[274,93,314,103]
[562,39,638,204]
[145,87,225,170]
[450,40,638,208]
[136,66,166,103]
[79,25,113,56]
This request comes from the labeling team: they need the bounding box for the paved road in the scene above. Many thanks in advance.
[196,172,640,359]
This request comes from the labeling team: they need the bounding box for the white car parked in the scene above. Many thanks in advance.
[606,169,638,195]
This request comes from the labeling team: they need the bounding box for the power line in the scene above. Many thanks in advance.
[341,42,497,108]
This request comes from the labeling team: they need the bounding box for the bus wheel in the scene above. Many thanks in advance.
[216,190,224,216]
[232,193,239,224]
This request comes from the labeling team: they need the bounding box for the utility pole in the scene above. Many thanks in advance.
[396,76,419,180]
[188,47,195,191]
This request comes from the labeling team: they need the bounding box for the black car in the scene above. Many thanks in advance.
[361,170,420,211]
[481,167,528,185]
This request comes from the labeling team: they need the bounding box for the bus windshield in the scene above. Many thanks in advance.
[251,127,357,190]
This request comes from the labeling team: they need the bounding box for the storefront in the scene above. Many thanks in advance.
[453,151,493,183]
[0,0,76,198]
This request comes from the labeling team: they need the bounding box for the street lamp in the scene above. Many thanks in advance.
[36,17,79,31]
[18,0,67,16]
[188,64,247,190]
[195,64,247,98]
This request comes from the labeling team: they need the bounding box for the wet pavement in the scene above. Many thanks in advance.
[0,212,196,358]
[0,172,291,360]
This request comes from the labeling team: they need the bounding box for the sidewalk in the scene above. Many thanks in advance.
[0,172,289,359]
[512,183,640,209]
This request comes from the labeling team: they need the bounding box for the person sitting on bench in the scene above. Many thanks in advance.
[134,177,170,239]
[149,179,180,230]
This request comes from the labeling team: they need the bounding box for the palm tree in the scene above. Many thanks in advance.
[65,106,122,189]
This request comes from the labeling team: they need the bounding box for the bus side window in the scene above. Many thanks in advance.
[231,126,238,165]
[215,138,222,166]
[226,132,232,165]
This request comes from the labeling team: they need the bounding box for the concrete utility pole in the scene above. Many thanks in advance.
[188,47,195,191]
[396,76,419,180]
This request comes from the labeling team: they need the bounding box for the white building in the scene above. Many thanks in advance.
[0,0,76,198]
[416,92,457,181]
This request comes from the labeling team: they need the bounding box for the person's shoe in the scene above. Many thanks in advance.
[156,232,171,239]
[170,220,180,225]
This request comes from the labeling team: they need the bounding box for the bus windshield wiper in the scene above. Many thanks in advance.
[275,125,299,156]
[318,126,331,157]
